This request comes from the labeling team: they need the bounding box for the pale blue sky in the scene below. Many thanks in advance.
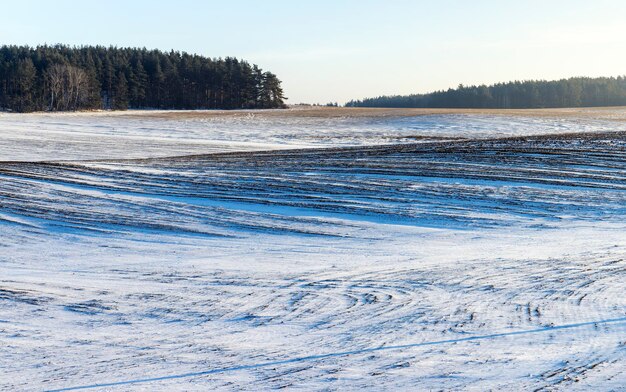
[2,0,625,103]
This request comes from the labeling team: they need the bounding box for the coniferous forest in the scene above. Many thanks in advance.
[346,77,626,109]
[0,45,286,112]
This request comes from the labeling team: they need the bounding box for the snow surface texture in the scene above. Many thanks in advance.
[1,111,625,391]
[3,109,626,161]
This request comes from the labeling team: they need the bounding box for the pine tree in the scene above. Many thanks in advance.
[129,59,147,107]
[113,71,128,110]
[11,58,37,112]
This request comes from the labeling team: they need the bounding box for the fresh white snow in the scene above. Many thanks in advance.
[1,110,625,391]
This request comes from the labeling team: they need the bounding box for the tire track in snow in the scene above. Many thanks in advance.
[46,317,626,391]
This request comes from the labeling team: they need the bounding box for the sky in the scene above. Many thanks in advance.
[2,0,626,104]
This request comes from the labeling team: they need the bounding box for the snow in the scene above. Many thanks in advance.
[2,110,626,161]
[1,110,625,391]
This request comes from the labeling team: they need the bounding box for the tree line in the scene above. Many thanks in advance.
[346,76,626,109]
[0,45,286,112]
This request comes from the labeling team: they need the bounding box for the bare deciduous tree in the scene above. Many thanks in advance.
[45,64,90,111]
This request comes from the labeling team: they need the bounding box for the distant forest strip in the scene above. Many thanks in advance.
[346,76,626,109]
[0,45,286,112]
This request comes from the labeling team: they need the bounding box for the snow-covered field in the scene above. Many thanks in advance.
[1,109,625,391]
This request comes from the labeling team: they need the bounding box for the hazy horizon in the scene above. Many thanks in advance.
[2,0,625,104]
